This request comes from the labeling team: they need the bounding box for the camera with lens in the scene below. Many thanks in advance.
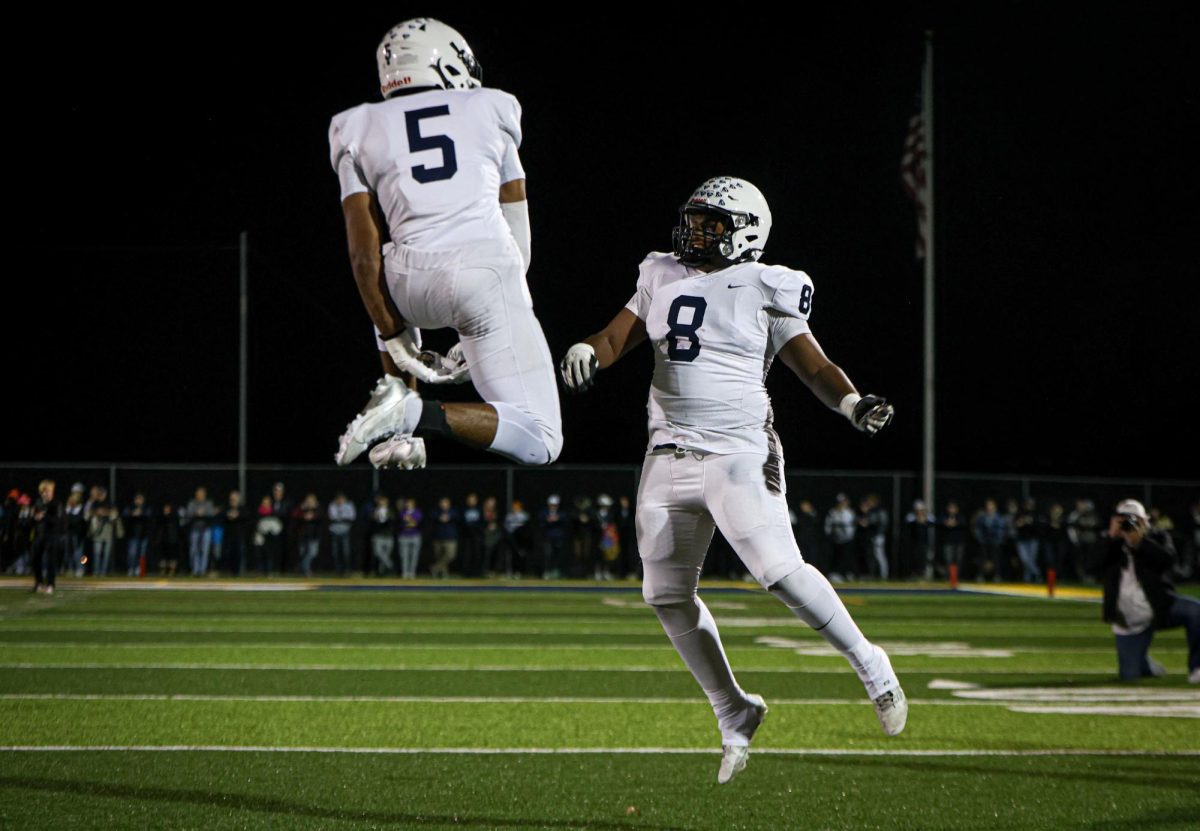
[1118,515,1141,532]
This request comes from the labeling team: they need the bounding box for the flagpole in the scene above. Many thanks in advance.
[922,31,936,517]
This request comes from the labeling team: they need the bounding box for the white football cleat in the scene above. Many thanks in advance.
[717,694,768,785]
[368,436,427,470]
[872,686,908,736]
[334,376,419,466]
[1188,668,1200,684]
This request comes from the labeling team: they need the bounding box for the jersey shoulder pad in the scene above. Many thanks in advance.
[328,103,371,170]
[469,87,523,147]
[756,265,815,320]
[636,251,685,291]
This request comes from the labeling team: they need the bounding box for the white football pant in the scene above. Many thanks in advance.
[377,237,562,465]
[638,448,896,699]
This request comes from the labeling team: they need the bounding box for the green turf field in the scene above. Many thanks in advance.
[1,582,1197,830]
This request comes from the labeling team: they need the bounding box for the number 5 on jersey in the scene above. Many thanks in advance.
[405,106,458,183]
[666,296,707,362]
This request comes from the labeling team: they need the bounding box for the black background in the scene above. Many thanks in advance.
[4,11,1196,479]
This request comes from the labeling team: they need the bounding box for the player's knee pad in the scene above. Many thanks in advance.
[642,561,698,607]
[541,422,563,465]
[768,563,840,630]
[490,403,560,466]
[648,598,702,638]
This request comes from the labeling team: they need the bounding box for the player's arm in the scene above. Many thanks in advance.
[342,192,403,338]
[560,309,647,393]
[778,332,894,435]
[342,193,446,383]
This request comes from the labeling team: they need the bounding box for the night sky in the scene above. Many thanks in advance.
[4,13,1196,480]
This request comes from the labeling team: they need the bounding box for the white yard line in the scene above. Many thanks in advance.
[0,746,1194,757]
[1006,705,1200,718]
[0,615,1111,631]
[0,626,666,636]
[0,693,983,706]
[0,662,1123,674]
[0,581,317,592]
[1,642,668,651]
[3,642,1159,657]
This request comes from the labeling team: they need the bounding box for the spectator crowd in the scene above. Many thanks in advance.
[3,480,1197,586]
[1,481,639,584]
[794,494,1198,585]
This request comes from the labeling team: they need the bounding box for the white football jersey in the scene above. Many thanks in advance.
[329,87,525,250]
[624,252,814,455]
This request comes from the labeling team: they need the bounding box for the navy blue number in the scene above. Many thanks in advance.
[405,106,458,183]
[799,284,813,315]
[666,296,707,362]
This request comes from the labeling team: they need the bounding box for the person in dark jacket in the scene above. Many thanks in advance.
[940,500,967,577]
[326,492,356,577]
[31,480,64,594]
[858,493,890,581]
[460,493,484,578]
[430,496,460,579]
[123,492,152,577]
[793,499,823,573]
[539,494,567,579]
[155,503,182,577]
[62,486,87,577]
[221,491,248,576]
[1102,499,1199,683]
[1042,503,1069,579]
[1,488,19,572]
[295,493,323,577]
[904,500,936,580]
[1013,498,1044,583]
[972,499,1007,582]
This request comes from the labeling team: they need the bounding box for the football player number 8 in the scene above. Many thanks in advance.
[799,284,813,315]
[406,106,458,183]
[666,296,707,362]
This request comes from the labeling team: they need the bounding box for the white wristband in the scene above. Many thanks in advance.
[838,393,862,420]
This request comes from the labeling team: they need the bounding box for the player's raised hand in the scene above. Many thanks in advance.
[851,395,894,436]
[560,343,598,393]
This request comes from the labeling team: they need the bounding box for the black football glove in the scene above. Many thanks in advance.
[851,394,894,436]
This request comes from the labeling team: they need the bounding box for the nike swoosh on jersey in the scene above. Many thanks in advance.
[727,284,747,289]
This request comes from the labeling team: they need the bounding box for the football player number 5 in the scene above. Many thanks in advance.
[666,296,707,362]
[406,106,458,183]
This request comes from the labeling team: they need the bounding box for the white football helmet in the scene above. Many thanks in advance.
[672,176,772,267]
[377,18,482,98]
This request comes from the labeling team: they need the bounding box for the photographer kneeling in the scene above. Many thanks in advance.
[1102,499,1199,682]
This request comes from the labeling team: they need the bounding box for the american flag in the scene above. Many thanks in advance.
[901,110,928,259]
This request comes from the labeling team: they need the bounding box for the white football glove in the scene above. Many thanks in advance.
[840,393,894,436]
[560,343,598,393]
[383,329,444,385]
[417,342,471,384]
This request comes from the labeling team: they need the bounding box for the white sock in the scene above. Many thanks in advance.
[769,564,898,698]
[654,597,755,744]
[400,399,423,434]
[488,402,554,464]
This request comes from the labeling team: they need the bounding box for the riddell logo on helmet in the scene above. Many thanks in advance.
[382,77,414,93]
